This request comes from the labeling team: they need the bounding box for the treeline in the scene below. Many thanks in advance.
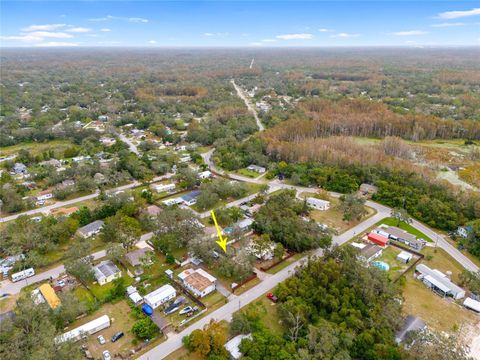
[273,162,479,231]
[235,250,403,359]
[265,98,480,141]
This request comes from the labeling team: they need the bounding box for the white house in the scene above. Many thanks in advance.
[415,264,465,300]
[144,284,176,309]
[163,197,184,206]
[198,170,212,180]
[181,191,201,206]
[77,220,104,238]
[306,197,331,211]
[179,155,191,163]
[247,164,266,174]
[55,315,110,344]
[178,268,216,298]
[151,182,176,193]
[36,190,53,202]
[93,260,122,286]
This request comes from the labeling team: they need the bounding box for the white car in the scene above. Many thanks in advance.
[57,280,66,287]
[102,350,111,360]
[179,306,193,315]
[97,335,106,345]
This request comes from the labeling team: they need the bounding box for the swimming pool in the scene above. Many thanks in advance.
[372,261,390,271]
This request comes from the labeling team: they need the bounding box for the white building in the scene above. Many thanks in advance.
[198,170,212,180]
[224,334,253,359]
[397,251,413,264]
[77,220,104,238]
[247,164,266,174]
[163,197,184,206]
[144,284,176,309]
[178,268,216,298]
[151,182,176,193]
[179,155,191,163]
[306,197,331,211]
[36,190,53,202]
[55,315,111,343]
[464,297,480,313]
[126,286,143,304]
[415,264,465,300]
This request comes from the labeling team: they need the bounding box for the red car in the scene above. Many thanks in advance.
[266,292,278,303]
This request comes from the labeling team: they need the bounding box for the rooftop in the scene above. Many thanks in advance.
[93,260,121,281]
[78,220,104,235]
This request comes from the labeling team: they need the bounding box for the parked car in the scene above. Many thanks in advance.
[111,331,124,342]
[164,304,180,315]
[102,350,111,360]
[57,280,66,287]
[179,306,193,315]
[266,292,278,303]
[97,335,106,345]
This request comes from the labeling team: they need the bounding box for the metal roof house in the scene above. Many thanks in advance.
[55,315,111,344]
[247,164,266,173]
[125,247,153,268]
[178,268,217,298]
[144,284,176,309]
[77,220,104,238]
[415,264,465,299]
[181,191,201,206]
[93,260,122,286]
[379,226,426,250]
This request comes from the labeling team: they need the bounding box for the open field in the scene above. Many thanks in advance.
[0,140,79,157]
[421,247,466,283]
[240,292,284,334]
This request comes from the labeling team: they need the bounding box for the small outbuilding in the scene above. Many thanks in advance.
[463,297,480,313]
[397,251,413,264]
[367,232,388,247]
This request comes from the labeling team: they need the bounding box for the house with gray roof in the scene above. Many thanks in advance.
[93,260,121,286]
[78,220,104,238]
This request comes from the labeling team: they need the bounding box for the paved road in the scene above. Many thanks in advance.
[118,133,140,155]
[231,79,264,132]
[137,206,389,360]
[0,174,174,223]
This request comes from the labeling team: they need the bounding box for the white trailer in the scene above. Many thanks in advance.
[55,315,111,343]
[11,268,35,282]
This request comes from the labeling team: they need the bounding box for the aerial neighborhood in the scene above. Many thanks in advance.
[1,3,480,360]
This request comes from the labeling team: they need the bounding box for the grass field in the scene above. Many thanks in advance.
[235,168,261,178]
[0,140,78,157]
[376,217,433,242]
[241,293,284,334]
[265,253,304,275]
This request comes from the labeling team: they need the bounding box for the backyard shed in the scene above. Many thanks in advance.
[367,232,388,247]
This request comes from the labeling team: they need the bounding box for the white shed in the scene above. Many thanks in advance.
[464,297,480,313]
[397,251,413,264]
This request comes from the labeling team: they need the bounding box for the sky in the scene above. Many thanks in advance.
[1,1,479,47]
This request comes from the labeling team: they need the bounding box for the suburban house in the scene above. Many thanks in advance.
[395,316,426,344]
[60,179,75,188]
[235,218,254,232]
[163,197,184,206]
[306,197,331,211]
[144,284,176,309]
[178,268,217,298]
[181,191,201,206]
[12,163,28,175]
[77,220,104,238]
[93,260,122,286]
[358,244,383,263]
[151,182,176,193]
[415,264,465,299]
[247,164,266,174]
[36,189,53,202]
[224,334,253,359]
[38,283,61,310]
[198,170,212,179]
[50,206,79,217]
[125,247,153,268]
[55,315,111,344]
[39,159,62,168]
[179,155,191,163]
[457,225,473,239]
[374,226,426,250]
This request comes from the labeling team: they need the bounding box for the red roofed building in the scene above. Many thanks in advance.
[368,232,388,247]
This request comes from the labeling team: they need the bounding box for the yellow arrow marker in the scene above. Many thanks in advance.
[211,210,227,253]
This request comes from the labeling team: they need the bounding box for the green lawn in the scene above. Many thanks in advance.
[240,294,284,335]
[89,274,134,302]
[236,168,261,178]
[0,139,78,157]
[266,253,304,274]
[376,217,433,242]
